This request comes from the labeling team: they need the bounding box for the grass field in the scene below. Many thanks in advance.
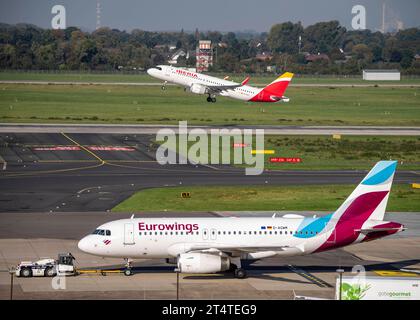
[1,83,419,126]
[112,184,420,212]
[158,135,420,170]
[2,71,420,85]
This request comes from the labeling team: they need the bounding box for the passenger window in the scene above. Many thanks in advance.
[106,230,111,236]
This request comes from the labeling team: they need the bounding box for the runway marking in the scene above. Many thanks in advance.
[288,265,333,288]
[0,162,105,178]
[60,132,105,164]
[37,160,156,163]
[77,186,100,194]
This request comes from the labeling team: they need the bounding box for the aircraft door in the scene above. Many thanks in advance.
[165,66,171,78]
[124,223,135,245]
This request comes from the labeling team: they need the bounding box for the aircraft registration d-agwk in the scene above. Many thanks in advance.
[78,161,405,278]
[147,65,293,103]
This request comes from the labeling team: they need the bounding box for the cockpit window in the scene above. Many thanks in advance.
[155,67,162,71]
[92,229,111,236]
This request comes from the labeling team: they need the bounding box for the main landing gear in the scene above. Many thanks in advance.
[230,258,247,279]
[207,95,216,103]
[124,258,133,276]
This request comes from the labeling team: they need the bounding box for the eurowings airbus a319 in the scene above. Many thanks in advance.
[147,65,293,103]
[78,161,405,278]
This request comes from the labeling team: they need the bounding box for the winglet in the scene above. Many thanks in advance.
[241,76,250,86]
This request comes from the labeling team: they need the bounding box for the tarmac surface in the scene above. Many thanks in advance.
[1,80,420,88]
[2,123,420,135]
[0,210,419,300]
[0,132,419,212]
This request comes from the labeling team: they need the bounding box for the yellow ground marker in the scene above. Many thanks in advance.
[78,269,122,275]
[374,270,419,277]
[251,150,275,155]
[412,183,420,189]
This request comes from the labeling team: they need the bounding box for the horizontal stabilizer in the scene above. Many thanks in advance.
[356,226,406,234]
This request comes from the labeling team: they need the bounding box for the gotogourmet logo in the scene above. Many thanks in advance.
[138,222,199,233]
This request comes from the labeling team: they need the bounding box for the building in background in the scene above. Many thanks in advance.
[196,40,213,72]
[362,69,401,81]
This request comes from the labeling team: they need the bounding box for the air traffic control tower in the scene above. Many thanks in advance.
[196,40,213,72]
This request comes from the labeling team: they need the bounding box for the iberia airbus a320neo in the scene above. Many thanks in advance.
[78,161,405,278]
[147,65,293,103]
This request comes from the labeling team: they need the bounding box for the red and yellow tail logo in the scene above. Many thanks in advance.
[250,72,294,102]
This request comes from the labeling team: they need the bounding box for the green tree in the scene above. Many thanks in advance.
[268,22,303,54]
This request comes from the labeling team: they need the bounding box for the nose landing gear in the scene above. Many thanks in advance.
[124,258,134,276]
[161,81,168,90]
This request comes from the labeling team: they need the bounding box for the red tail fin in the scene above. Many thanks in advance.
[263,72,293,96]
[249,72,293,102]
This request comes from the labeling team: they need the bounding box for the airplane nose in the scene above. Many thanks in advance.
[78,237,90,253]
[147,68,154,76]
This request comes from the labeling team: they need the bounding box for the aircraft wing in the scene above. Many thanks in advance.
[205,77,250,94]
[185,243,291,255]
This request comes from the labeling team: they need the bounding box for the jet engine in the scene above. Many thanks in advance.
[177,253,230,273]
[189,83,207,95]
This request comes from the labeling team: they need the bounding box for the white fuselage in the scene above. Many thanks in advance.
[147,65,261,101]
[78,216,342,260]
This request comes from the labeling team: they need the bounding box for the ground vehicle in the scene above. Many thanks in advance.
[15,253,76,277]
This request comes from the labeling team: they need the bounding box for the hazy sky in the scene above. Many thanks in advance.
[1,0,419,32]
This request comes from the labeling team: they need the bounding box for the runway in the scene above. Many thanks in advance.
[0,132,418,212]
[1,80,420,88]
[2,123,420,135]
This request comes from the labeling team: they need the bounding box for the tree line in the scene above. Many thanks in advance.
[0,21,419,75]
